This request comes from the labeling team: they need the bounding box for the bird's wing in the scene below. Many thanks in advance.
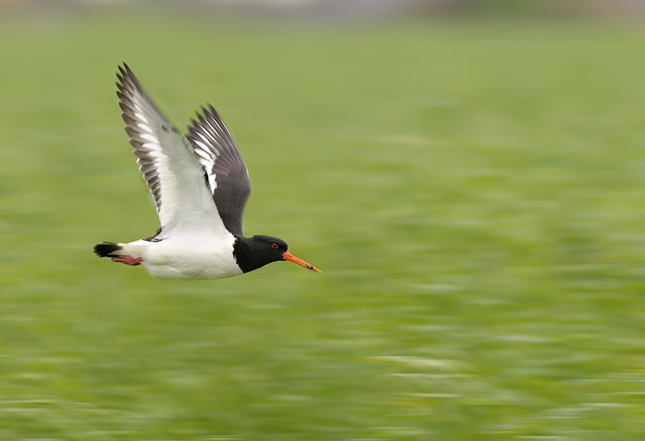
[186,104,251,237]
[116,64,227,237]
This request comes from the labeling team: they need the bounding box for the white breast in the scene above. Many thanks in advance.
[135,234,243,279]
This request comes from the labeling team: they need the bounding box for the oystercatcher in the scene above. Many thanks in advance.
[94,64,320,279]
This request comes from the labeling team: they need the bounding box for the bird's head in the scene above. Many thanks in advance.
[235,235,321,273]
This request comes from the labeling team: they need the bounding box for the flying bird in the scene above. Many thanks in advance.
[94,64,320,279]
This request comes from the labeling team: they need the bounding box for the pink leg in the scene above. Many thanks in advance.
[111,256,143,266]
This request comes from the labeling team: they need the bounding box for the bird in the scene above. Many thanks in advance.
[93,63,320,279]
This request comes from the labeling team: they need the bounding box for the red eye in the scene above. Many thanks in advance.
[271,243,279,249]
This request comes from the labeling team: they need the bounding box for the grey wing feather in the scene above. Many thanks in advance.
[116,64,226,236]
[117,64,170,216]
[187,105,251,236]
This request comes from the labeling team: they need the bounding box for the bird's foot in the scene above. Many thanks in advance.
[111,256,143,266]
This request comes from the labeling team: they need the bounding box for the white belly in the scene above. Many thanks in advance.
[124,234,243,279]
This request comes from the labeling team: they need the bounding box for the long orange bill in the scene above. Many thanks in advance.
[282,251,321,273]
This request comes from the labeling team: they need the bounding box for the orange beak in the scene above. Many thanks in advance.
[282,251,321,273]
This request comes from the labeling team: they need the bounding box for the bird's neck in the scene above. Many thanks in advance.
[232,235,265,273]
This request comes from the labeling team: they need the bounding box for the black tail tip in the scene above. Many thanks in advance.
[94,242,121,257]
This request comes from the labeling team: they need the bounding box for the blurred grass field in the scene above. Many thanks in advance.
[1,12,645,440]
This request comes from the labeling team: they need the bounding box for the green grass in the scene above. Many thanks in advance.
[2,12,645,440]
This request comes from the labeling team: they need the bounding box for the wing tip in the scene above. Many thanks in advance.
[194,103,222,121]
[117,62,132,77]
[115,62,142,96]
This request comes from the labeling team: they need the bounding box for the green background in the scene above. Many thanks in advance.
[1,12,645,440]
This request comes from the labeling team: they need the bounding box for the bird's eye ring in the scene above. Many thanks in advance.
[271,243,279,249]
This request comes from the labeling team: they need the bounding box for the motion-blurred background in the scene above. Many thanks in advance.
[1,1,645,440]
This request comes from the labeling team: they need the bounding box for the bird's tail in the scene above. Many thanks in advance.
[94,242,122,257]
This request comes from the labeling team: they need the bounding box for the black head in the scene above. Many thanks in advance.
[233,234,321,274]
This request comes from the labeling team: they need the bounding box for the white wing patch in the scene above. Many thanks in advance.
[117,64,229,237]
[191,132,219,192]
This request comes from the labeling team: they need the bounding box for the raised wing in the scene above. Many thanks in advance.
[116,64,227,236]
[187,105,251,236]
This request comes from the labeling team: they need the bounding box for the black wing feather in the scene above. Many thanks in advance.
[186,105,251,236]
